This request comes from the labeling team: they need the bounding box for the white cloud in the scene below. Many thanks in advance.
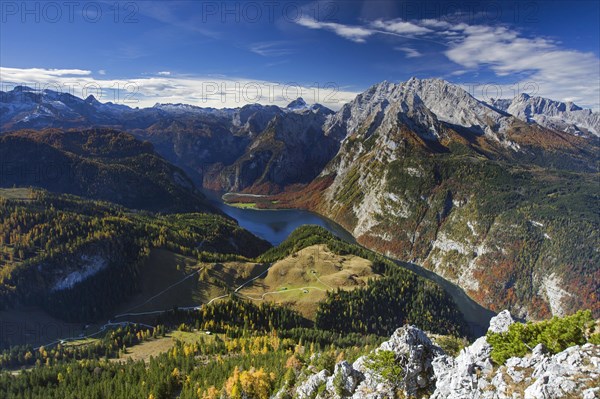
[0,67,91,82]
[448,70,468,76]
[444,24,600,110]
[0,67,359,110]
[296,17,374,43]
[293,15,600,110]
[296,17,432,43]
[371,19,432,35]
[98,70,106,75]
[419,19,452,29]
[249,41,293,57]
[157,71,171,76]
[395,47,422,58]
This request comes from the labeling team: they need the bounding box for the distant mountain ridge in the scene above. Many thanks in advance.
[2,80,598,193]
[2,79,598,320]
[0,128,215,213]
[1,85,340,193]
[2,81,598,139]
[490,93,600,137]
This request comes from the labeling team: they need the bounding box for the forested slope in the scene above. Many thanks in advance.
[0,188,270,321]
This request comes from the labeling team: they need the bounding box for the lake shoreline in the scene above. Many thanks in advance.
[202,188,494,335]
[221,192,283,210]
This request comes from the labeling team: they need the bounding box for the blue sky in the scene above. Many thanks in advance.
[1,0,599,110]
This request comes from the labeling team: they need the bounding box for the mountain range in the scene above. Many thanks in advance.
[277,79,598,319]
[0,128,215,213]
[1,78,598,320]
[3,80,597,191]
[491,93,600,137]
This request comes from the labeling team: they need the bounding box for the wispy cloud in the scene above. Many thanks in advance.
[444,24,600,110]
[0,68,91,81]
[157,71,171,76]
[293,16,600,110]
[296,17,374,43]
[371,19,432,35]
[249,41,293,57]
[135,1,219,39]
[395,47,422,58]
[264,59,291,68]
[296,17,435,43]
[0,67,359,110]
[110,44,150,60]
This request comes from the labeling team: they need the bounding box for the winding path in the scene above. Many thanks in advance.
[239,286,327,301]
[32,263,274,351]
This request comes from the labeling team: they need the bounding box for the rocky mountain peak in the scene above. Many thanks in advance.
[490,94,598,136]
[399,77,514,136]
[282,311,600,399]
[11,85,36,93]
[324,77,514,149]
[286,97,308,110]
[488,309,515,333]
[85,94,101,105]
[309,103,335,115]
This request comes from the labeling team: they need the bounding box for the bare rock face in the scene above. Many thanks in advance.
[488,310,515,333]
[522,343,600,399]
[294,369,330,399]
[349,325,444,398]
[491,93,600,137]
[430,309,514,399]
[432,310,600,399]
[325,361,363,398]
[431,336,495,398]
[289,325,444,399]
[289,311,600,399]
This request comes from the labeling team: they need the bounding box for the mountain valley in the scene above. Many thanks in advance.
[0,77,598,399]
[1,79,598,322]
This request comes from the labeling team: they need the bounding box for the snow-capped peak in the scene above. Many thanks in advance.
[153,103,206,112]
[14,85,36,92]
[399,78,511,134]
[286,97,308,110]
[85,94,101,105]
[490,95,599,137]
[326,77,514,143]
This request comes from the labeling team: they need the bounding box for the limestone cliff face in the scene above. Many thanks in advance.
[206,105,339,194]
[491,93,600,137]
[282,311,600,399]
[278,79,598,320]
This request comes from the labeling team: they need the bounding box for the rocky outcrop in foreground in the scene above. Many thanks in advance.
[283,311,600,399]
